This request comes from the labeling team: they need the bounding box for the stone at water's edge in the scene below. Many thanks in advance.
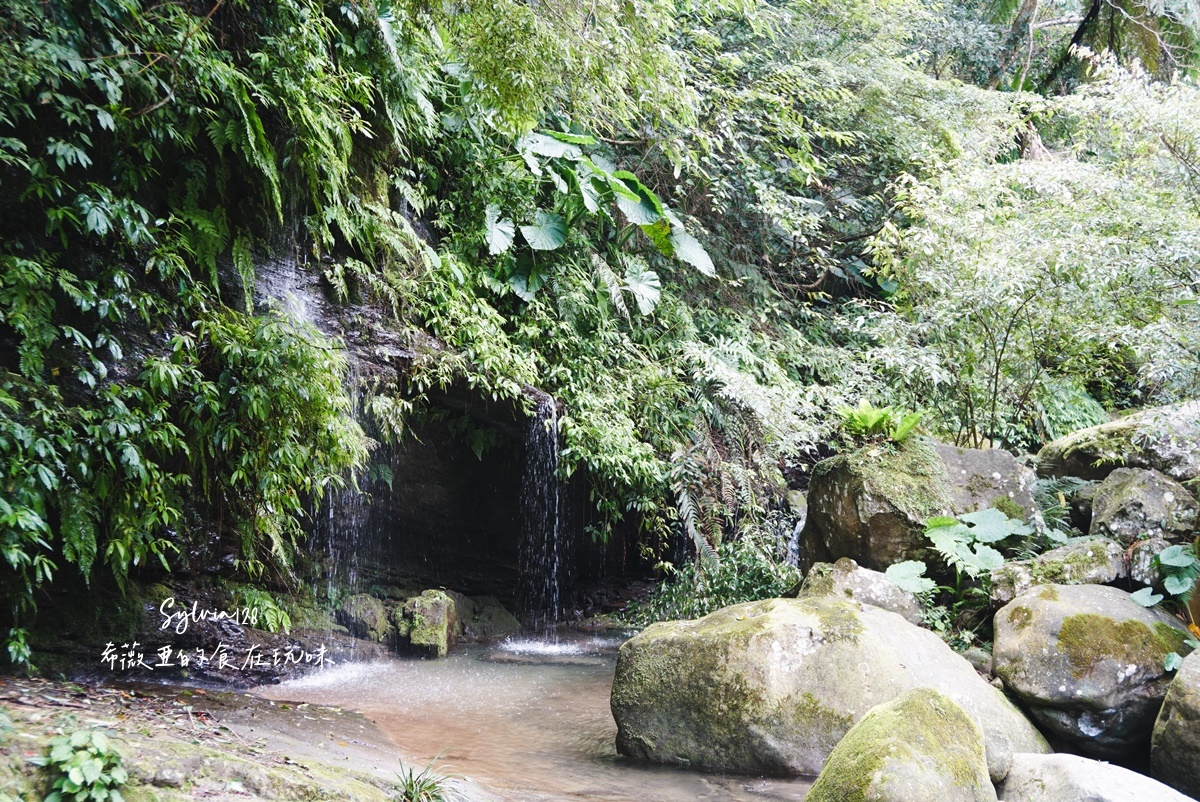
[989,537,1125,604]
[997,753,1195,802]
[1152,650,1200,798]
[1037,400,1200,484]
[610,597,1048,780]
[801,557,925,624]
[807,688,997,802]
[396,589,457,657]
[992,584,1192,757]
[336,593,393,642]
[802,437,1039,571]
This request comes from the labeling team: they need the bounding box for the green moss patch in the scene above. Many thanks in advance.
[1058,613,1185,678]
[843,437,954,520]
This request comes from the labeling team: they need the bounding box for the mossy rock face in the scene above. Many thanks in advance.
[1152,650,1200,797]
[335,593,392,643]
[801,557,924,624]
[610,597,1048,778]
[397,590,457,657]
[990,538,1126,604]
[1037,401,1200,485]
[807,688,997,802]
[998,753,1194,802]
[802,438,1040,572]
[1089,468,1199,545]
[993,583,1192,757]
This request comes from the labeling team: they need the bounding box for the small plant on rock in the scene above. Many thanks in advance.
[836,400,923,445]
[29,730,127,802]
[393,757,463,802]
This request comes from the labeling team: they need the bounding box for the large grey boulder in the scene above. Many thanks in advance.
[1038,400,1200,484]
[1090,468,1199,543]
[610,597,1048,779]
[989,538,1125,604]
[997,753,1194,802]
[802,557,925,624]
[803,438,1038,571]
[807,688,996,802]
[992,584,1191,757]
[395,589,457,658]
[1152,649,1200,798]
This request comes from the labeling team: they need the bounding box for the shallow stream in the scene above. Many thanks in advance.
[256,631,812,801]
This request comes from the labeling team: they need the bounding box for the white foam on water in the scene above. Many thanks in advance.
[271,659,388,690]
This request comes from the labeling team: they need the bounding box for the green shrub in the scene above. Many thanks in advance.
[29,731,127,802]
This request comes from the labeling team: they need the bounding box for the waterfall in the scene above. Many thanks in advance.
[518,394,571,630]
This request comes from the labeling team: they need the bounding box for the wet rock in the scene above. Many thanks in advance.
[610,597,1048,779]
[1152,649,1200,797]
[1037,400,1200,484]
[446,592,521,642]
[997,752,1193,802]
[1089,468,1199,544]
[803,438,1038,571]
[336,594,393,643]
[992,584,1192,757]
[397,590,457,657]
[802,557,924,624]
[989,538,1125,604]
[807,688,997,802]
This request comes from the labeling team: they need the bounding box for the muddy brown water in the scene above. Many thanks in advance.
[255,632,813,802]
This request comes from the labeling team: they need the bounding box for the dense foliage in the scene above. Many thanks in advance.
[1,0,1198,649]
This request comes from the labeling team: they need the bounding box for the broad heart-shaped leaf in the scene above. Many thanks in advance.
[1165,573,1196,597]
[610,170,663,225]
[925,515,960,529]
[507,256,550,302]
[1165,651,1185,672]
[519,210,567,251]
[1158,544,1199,568]
[668,226,716,277]
[485,204,515,255]
[959,507,1032,543]
[885,560,936,595]
[622,258,661,315]
[518,132,582,160]
[1130,586,1164,607]
[964,543,1005,574]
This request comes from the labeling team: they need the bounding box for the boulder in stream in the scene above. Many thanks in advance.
[989,537,1125,604]
[997,752,1194,802]
[802,438,1039,571]
[396,589,457,657]
[1037,400,1200,484]
[992,583,1192,757]
[801,557,925,624]
[806,688,997,802]
[1152,649,1200,798]
[610,597,1048,779]
[335,593,393,643]
[1089,467,1199,544]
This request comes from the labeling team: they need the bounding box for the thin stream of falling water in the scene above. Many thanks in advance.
[518,394,571,631]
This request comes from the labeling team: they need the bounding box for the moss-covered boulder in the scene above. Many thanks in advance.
[396,589,457,657]
[1037,401,1200,484]
[336,593,392,643]
[444,591,521,642]
[993,584,1192,757]
[989,538,1125,604]
[610,597,1048,779]
[802,438,1039,571]
[802,557,924,624]
[998,753,1194,802]
[1151,649,1200,797]
[1089,468,1199,544]
[807,688,997,802]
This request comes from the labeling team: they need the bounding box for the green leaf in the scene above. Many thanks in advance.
[885,560,936,594]
[1159,544,1198,568]
[1130,586,1163,607]
[960,507,1031,543]
[610,171,663,225]
[667,227,715,277]
[519,211,568,251]
[485,205,515,255]
[1165,573,1195,596]
[544,131,598,145]
[925,515,960,528]
[518,132,582,160]
[622,259,661,315]
[1166,651,1184,671]
[890,411,923,442]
